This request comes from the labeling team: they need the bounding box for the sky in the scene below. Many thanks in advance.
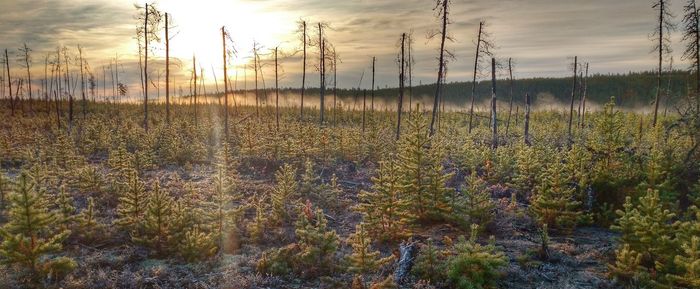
[0,0,690,97]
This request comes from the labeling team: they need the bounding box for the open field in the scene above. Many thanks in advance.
[0,97,698,288]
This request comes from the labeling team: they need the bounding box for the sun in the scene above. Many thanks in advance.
[158,0,299,83]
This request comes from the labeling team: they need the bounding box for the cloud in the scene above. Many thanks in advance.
[0,0,688,99]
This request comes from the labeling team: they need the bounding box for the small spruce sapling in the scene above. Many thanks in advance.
[114,173,146,232]
[179,227,217,262]
[346,222,393,273]
[55,185,76,229]
[272,163,299,224]
[294,201,340,276]
[133,182,174,257]
[0,173,76,282]
[76,197,106,242]
[446,224,507,289]
[453,171,494,229]
[412,238,447,282]
[530,160,581,233]
[355,158,412,241]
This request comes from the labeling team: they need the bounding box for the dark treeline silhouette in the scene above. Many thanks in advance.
[217,70,692,109]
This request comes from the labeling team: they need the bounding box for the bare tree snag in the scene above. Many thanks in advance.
[166,13,170,125]
[397,33,406,140]
[429,0,449,136]
[525,93,531,146]
[490,58,497,148]
[568,56,578,147]
[505,57,514,135]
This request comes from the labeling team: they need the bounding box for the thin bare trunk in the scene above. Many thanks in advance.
[301,21,307,119]
[275,47,279,130]
[524,93,531,146]
[144,3,149,132]
[78,46,86,120]
[568,56,578,147]
[193,55,198,125]
[362,89,367,133]
[166,14,171,125]
[490,58,497,148]
[371,57,375,112]
[653,0,666,126]
[222,26,228,135]
[429,0,448,136]
[5,49,13,116]
[469,22,483,134]
[397,33,406,140]
[319,23,325,125]
[581,63,589,128]
[505,57,514,135]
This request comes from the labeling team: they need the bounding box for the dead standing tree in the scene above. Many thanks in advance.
[332,47,340,126]
[78,45,87,120]
[371,56,376,112]
[274,47,280,130]
[61,47,74,130]
[135,3,162,132]
[397,33,407,140]
[505,58,515,135]
[652,0,675,126]
[297,20,308,119]
[166,13,171,124]
[683,0,700,112]
[429,0,455,136]
[4,49,13,115]
[490,58,497,148]
[580,62,589,129]
[524,92,531,146]
[407,32,414,112]
[316,22,331,125]
[193,55,198,125]
[19,44,32,115]
[568,56,578,147]
[468,21,494,133]
[222,26,237,137]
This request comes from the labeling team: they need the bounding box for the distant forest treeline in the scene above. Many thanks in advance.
[254,70,693,108]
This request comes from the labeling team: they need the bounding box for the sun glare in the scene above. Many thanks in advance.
[159,0,298,82]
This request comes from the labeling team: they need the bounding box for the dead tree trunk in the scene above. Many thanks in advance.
[505,58,514,135]
[144,3,149,132]
[275,47,280,130]
[524,93,531,146]
[254,44,259,118]
[21,44,33,115]
[222,26,229,136]
[333,47,338,126]
[567,56,578,147]
[362,89,367,133]
[5,49,12,116]
[469,22,484,134]
[64,48,73,130]
[166,13,170,125]
[581,62,589,129]
[490,58,497,148]
[397,33,406,140]
[408,34,413,112]
[318,23,325,125]
[371,56,375,112]
[394,241,417,285]
[653,0,670,127]
[301,21,307,119]
[78,45,86,120]
[193,55,198,125]
[429,0,449,136]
